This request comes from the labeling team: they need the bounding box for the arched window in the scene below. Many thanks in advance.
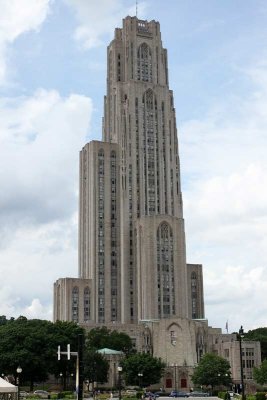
[72,286,79,323]
[84,287,90,322]
[137,43,152,82]
[157,223,175,318]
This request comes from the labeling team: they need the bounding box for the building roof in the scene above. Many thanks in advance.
[0,377,18,393]
[97,348,124,355]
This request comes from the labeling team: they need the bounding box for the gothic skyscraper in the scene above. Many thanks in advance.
[54,16,204,327]
[53,17,261,391]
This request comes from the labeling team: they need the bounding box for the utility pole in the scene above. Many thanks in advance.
[57,333,84,400]
[78,334,84,400]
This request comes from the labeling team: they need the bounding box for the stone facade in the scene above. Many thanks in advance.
[54,15,204,327]
[53,16,261,392]
[210,332,261,392]
[53,277,91,323]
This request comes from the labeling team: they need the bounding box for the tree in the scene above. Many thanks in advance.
[0,315,8,325]
[121,353,166,387]
[0,317,54,390]
[191,353,232,392]
[0,316,85,391]
[245,328,267,361]
[49,320,85,390]
[86,327,134,354]
[83,349,109,385]
[253,359,267,385]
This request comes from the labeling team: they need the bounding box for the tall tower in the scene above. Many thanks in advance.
[78,16,190,324]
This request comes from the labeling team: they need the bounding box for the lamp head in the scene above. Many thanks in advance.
[239,326,244,337]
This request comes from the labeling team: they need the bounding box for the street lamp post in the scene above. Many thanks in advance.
[138,373,143,390]
[70,373,74,390]
[171,364,178,393]
[118,366,122,400]
[238,326,245,400]
[217,372,230,392]
[60,373,63,390]
[16,366,22,400]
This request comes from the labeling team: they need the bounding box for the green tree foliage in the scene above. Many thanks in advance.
[191,353,232,390]
[253,359,267,385]
[86,327,134,354]
[245,328,267,361]
[49,320,85,389]
[83,349,109,385]
[0,315,8,325]
[121,353,166,387]
[0,316,84,391]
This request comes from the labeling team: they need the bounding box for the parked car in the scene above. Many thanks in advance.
[169,391,189,398]
[125,390,137,397]
[154,391,168,397]
[33,390,50,398]
[144,392,156,399]
[188,392,209,397]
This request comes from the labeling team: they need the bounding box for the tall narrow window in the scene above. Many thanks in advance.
[135,98,140,216]
[162,102,167,213]
[84,287,90,322]
[98,149,105,322]
[72,286,79,323]
[157,223,175,317]
[117,53,121,81]
[142,89,158,215]
[110,150,118,321]
[191,272,197,319]
[137,43,152,82]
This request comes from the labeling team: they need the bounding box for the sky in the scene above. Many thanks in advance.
[0,0,267,334]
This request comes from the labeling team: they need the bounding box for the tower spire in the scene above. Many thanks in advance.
[136,0,138,17]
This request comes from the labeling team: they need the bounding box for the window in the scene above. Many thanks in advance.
[157,223,175,318]
[84,287,90,322]
[98,150,105,322]
[137,43,152,82]
[110,150,118,321]
[191,271,198,318]
[142,89,158,215]
[72,286,79,322]
[224,349,229,358]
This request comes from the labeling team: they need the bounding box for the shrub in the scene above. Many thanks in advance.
[246,395,256,400]
[255,393,266,400]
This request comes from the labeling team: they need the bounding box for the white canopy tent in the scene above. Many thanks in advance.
[0,377,18,400]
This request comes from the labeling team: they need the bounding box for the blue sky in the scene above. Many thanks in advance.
[0,0,267,333]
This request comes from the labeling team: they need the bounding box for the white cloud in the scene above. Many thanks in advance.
[0,0,51,85]
[23,298,52,320]
[0,89,92,318]
[0,215,79,320]
[180,62,267,182]
[185,164,267,232]
[205,264,267,332]
[0,89,92,231]
[180,62,267,332]
[63,0,147,49]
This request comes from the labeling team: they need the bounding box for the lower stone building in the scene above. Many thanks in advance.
[210,332,261,393]
[54,278,261,392]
